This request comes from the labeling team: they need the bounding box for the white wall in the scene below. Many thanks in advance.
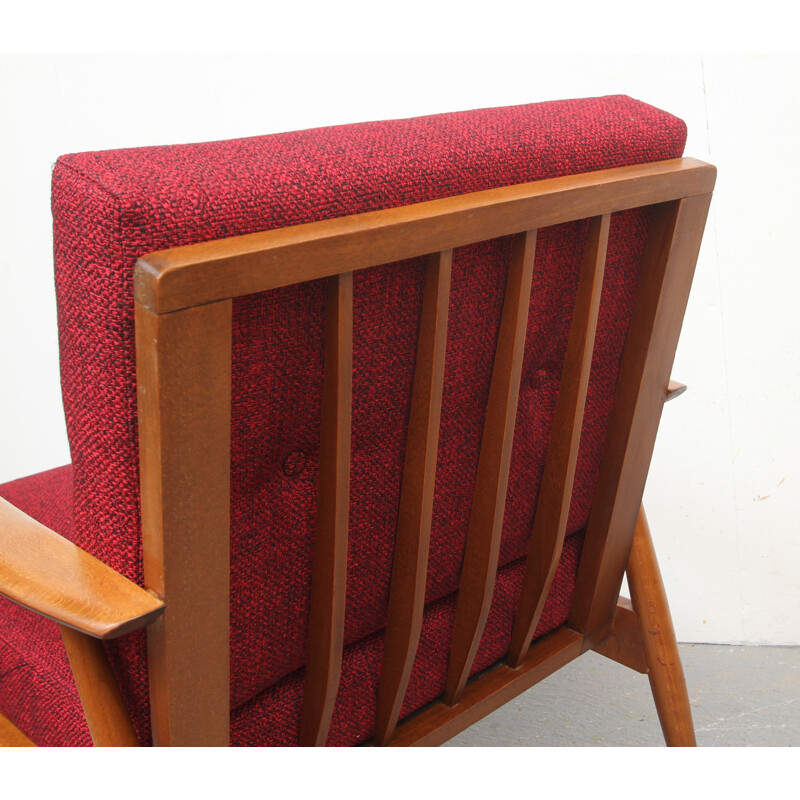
[1,54,797,646]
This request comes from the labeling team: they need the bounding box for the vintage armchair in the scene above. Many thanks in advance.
[0,96,715,747]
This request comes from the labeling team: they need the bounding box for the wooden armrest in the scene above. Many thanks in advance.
[665,380,687,402]
[0,497,164,639]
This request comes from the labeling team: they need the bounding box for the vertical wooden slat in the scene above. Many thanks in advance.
[374,250,452,745]
[568,194,713,646]
[136,299,232,746]
[59,625,140,746]
[507,214,609,667]
[299,271,354,746]
[444,229,537,706]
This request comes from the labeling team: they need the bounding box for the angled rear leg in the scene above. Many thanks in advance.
[626,505,696,746]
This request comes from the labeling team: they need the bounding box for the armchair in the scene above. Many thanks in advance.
[0,96,715,746]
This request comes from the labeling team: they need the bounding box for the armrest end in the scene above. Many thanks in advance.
[0,497,164,639]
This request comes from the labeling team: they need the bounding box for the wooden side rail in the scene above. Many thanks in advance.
[136,301,232,746]
[0,497,164,639]
[568,194,712,648]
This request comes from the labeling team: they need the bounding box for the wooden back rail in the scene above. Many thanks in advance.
[134,157,715,746]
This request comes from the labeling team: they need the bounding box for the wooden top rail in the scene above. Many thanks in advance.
[135,158,716,314]
[0,497,165,639]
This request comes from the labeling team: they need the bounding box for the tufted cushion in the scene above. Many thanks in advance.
[9,95,689,744]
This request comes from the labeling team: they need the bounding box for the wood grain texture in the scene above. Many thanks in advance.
[444,230,537,705]
[374,250,452,746]
[390,628,583,746]
[508,214,609,668]
[59,625,140,746]
[300,272,354,746]
[135,159,716,313]
[568,194,713,648]
[627,506,696,745]
[0,713,35,747]
[136,300,232,747]
[0,497,164,639]
[592,597,649,674]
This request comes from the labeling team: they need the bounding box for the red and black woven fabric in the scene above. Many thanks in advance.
[0,96,686,745]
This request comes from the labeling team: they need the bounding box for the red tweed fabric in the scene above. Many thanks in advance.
[1,96,686,745]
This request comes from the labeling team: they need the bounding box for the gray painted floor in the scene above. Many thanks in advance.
[444,643,800,746]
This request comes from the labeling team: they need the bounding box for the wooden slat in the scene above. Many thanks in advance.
[592,597,649,674]
[444,229,537,706]
[568,194,713,647]
[507,214,609,668]
[374,250,452,746]
[299,271,354,746]
[135,159,716,313]
[390,627,583,746]
[59,625,140,746]
[136,299,232,747]
[0,498,164,639]
[627,506,696,745]
[0,713,35,747]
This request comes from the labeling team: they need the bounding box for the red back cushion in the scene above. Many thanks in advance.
[52,96,686,737]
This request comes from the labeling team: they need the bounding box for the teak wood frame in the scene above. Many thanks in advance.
[0,157,715,747]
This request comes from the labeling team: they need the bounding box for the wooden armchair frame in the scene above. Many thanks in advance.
[0,156,715,747]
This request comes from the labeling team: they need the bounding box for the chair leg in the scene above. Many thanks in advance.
[626,505,696,746]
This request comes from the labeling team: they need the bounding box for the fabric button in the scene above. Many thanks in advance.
[530,367,548,388]
[282,449,307,477]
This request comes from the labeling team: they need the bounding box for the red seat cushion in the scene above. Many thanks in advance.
[32,96,687,743]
